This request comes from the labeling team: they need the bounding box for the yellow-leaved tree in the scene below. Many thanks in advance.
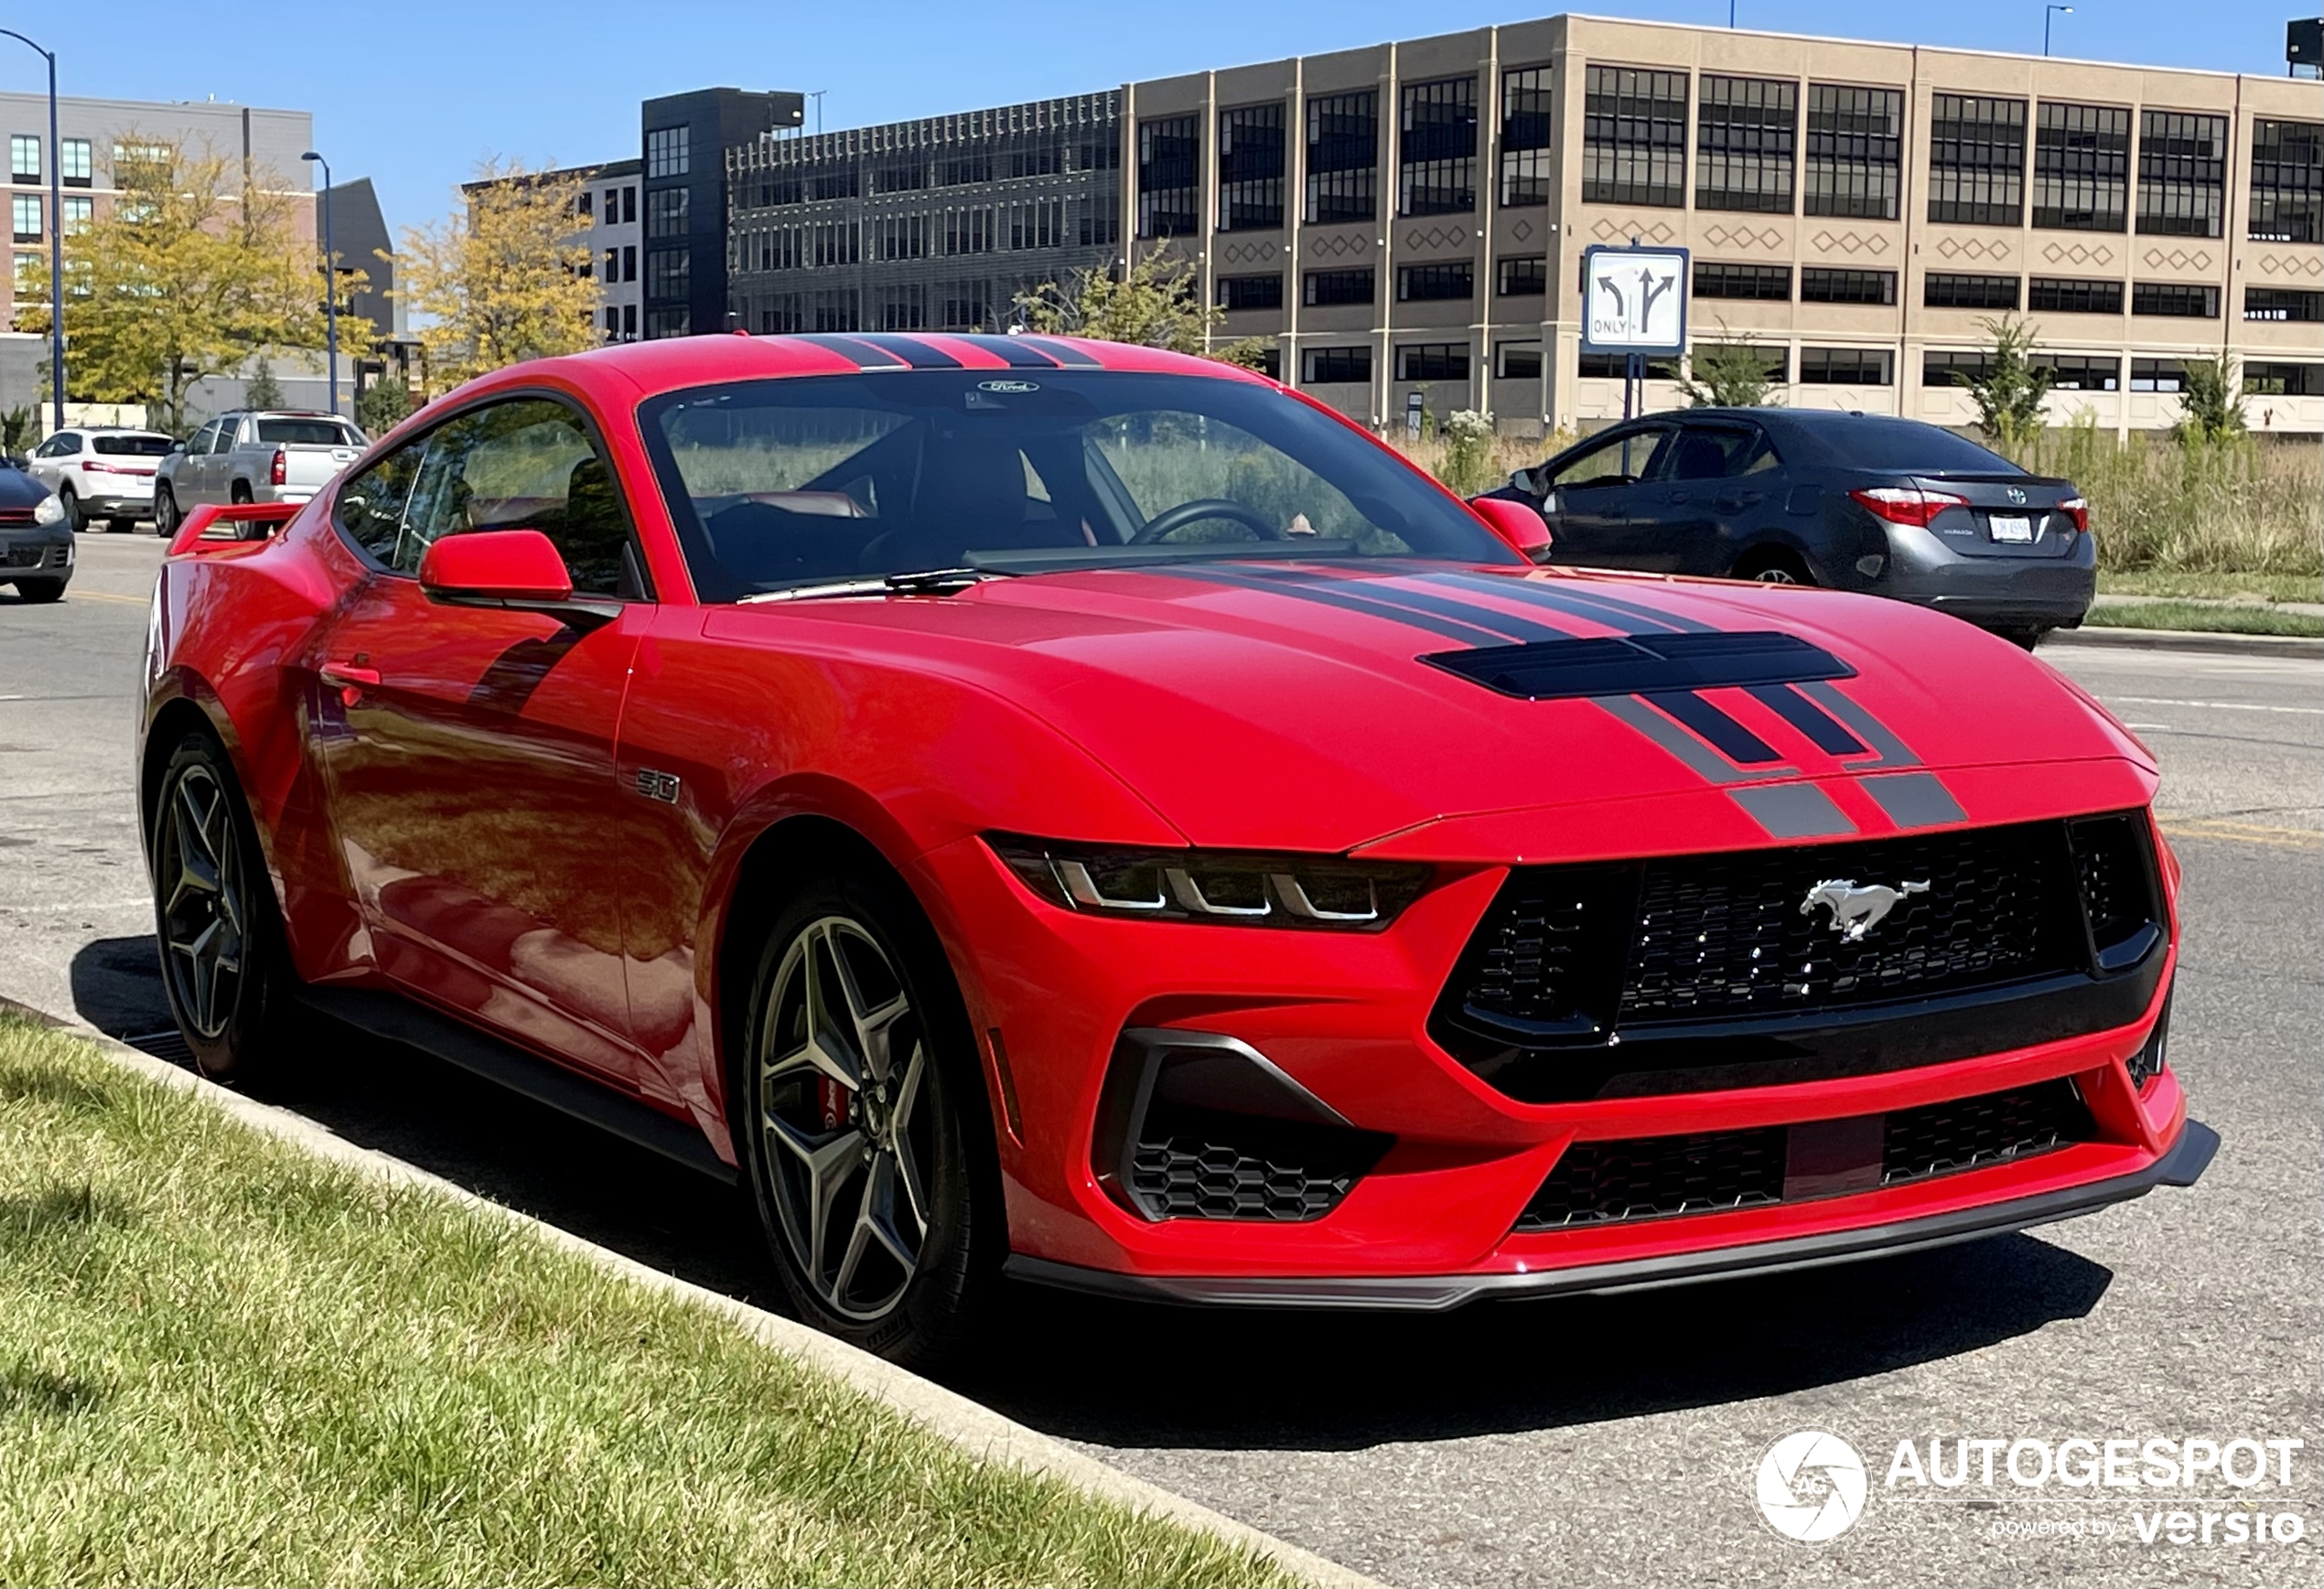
[395,159,600,396]
[16,135,358,435]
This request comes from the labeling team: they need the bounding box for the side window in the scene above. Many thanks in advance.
[394,398,641,598]
[36,431,75,458]
[183,422,215,456]
[334,441,425,564]
[1552,427,1671,489]
[1662,426,1760,482]
[214,418,242,452]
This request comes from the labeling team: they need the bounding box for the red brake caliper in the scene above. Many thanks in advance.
[817,1075,851,1133]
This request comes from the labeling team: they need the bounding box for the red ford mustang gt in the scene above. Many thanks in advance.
[139,332,2212,1364]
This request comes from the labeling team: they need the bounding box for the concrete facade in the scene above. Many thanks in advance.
[1120,16,2323,435]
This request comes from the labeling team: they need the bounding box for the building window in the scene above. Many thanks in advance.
[1304,267,1374,306]
[2028,276,2124,314]
[1302,345,1372,383]
[1923,273,2020,310]
[1799,347,1893,384]
[2137,111,2227,238]
[1583,66,1687,208]
[604,306,619,338]
[1804,83,1902,220]
[1695,262,1792,301]
[1501,68,1554,207]
[603,186,620,220]
[2244,286,2324,323]
[1695,343,1790,381]
[940,282,990,330]
[1578,351,1682,378]
[1077,196,1120,248]
[2032,102,2129,232]
[622,246,637,283]
[604,246,619,280]
[1497,255,1548,296]
[1497,340,1544,379]
[2248,118,2322,243]
[944,209,994,255]
[811,167,858,201]
[1398,262,1473,301]
[644,307,690,338]
[8,134,35,184]
[879,284,927,331]
[623,304,637,338]
[1004,199,1063,251]
[1395,342,1469,381]
[2243,361,2324,396]
[646,187,689,241]
[576,189,594,221]
[877,214,928,260]
[1400,77,1478,216]
[623,186,636,224]
[1137,116,1199,238]
[10,194,37,242]
[2130,281,2218,317]
[1216,274,1283,311]
[59,196,90,235]
[1695,76,1795,213]
[646,249,691,301]
[1306,91,1377,223]
[2033,353,2120,391]
[1798,266,1894,305]
[938,154,992,187]
[11,252,33,290]
[1928,95,2027,227]
[646,126,689,179]
[57,137,88,188]
[1218,103,1286,231]
[875,159,928,194]
[2129,358,2185,391]
[1922,349,1993,388]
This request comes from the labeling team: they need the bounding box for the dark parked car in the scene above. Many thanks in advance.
[1484,409,2094,647]
[0,458,71,602]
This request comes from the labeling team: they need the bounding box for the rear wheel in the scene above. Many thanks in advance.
[150,731,303,1081]
[13,579,63,603]
[230,481,253,506]
[1996,627,2050,651]
[108,518,137,534]
[738,870,1000,1368]
[153,485,180,536]
[1732,547,1814,585]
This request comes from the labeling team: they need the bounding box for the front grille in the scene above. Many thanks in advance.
[2,542,44,568]
[1515,1079,2093,1230]
[1435,813,2163,1101]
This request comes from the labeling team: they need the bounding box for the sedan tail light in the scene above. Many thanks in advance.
[269,447,287,487]
[1849,486,1971,529]
[2059,495,2090,533]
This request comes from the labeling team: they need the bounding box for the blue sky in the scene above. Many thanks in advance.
[2,0,2311,238]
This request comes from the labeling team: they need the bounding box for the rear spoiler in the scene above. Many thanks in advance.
[167,500,299,557]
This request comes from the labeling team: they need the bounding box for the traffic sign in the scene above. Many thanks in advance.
[1581,245,1690,355]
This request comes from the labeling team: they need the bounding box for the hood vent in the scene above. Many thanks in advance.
[1421,629,1855,701]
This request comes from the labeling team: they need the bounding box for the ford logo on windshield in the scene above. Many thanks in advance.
[976,379,1040,394]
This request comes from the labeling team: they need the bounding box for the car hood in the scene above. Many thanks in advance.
[715,558,2155,857]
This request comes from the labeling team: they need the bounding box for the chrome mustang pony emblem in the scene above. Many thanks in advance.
[1801,878,1930,941]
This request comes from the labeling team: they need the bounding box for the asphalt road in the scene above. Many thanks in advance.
[4,531,2318,1587]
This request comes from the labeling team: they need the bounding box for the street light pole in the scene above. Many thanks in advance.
[0,30,64,431]
[2044,4,2073,56]
[301,151,337,417]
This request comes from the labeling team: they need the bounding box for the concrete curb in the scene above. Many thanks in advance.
[2051,626,2324,660]
[0,995,1381,1589]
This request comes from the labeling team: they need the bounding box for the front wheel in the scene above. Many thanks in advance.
[1996,627,2051,651]
[739,872,1000,1368]
[58,485,82,531]
[13,579,64,603]
[153,485,180,536]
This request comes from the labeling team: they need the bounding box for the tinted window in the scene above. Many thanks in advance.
[1550,426,1672,489]
[1808,418,2021,474]
[255,417,362,446]
[637,370,1516,601]
[92,434,172,456]
[393,398,640,597]
[334,442,424,564]
[1662,426,1763,481]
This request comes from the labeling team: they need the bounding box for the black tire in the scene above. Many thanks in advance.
[57,485,82,531]
[737,869,1001,1368]
[230,481,253,506]
[153,484,179,536]
[1732,547,1814,585]
[13,579,64,603]
[1996,627,2050,651]
[149,731,303,1081]
[109,518,137,534]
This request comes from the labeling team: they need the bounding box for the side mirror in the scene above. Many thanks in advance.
[1469,495,1554,563]
[1508,466,1544,498]
[167,441,186,455]
[418,529,617,629]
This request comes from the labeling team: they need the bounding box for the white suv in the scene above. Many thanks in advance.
[27,427,175,532]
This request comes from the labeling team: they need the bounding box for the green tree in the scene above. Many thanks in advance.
[16,134,360,435]
[355,377,414,436]
[1013,246,1273,369]
[394,158,601,396]
[1956,313,2053,447]
[0,405,32,456]
[2174,352,2246,444]
[242,357,284,409]
[1677,333,1781,408]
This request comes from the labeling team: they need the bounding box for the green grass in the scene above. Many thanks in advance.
[2083,600,2324,638]
[2097,569,2321,605]
[0,1016,1298,1589]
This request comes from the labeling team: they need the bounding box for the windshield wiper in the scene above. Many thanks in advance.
[740,567,1002,605]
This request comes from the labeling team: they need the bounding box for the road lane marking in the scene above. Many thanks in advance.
[61,589,146,606]
[2158,817,2324,852]
[2105,695,2324,716]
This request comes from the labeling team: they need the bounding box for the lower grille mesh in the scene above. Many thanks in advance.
[1129,1133,1362,1221]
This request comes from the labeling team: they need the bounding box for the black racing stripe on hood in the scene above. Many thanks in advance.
[792,333,909,370]
[1748,683,1868,756]
[1641,691,1785,765]
[1160,564,1529,648]
[1415,571,1715,635]
[850,333,963,369]
[1230,565,1577,644]
[1012,335,1104,368]
[945,334,1062,368]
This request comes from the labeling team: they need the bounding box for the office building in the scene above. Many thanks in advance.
[641,89,805,336]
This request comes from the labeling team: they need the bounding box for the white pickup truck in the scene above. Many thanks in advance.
[153,410,368,534]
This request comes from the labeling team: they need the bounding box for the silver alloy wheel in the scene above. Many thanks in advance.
[756,915,931,1322]
[157,764,246,1040]
[1753,565,1800,585]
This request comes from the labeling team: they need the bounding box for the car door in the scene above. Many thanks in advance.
[307,393,663,1094]
[28,430,76,495]
[1539,423,1675,570]
[178,420,221,506]
[1622,421,1777,574]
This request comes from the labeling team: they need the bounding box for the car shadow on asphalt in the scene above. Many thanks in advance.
[70,932,2115,1454]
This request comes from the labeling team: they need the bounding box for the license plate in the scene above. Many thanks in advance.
[1987,513,2034,543]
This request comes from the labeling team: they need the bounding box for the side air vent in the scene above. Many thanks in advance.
[1420,629,1855,701]
[1093,1029,1391,1223]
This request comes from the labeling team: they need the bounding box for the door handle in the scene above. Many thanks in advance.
[319,661,382,703]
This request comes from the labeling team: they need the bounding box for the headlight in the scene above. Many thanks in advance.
[32,493,63,525]
[987,835,1429,930]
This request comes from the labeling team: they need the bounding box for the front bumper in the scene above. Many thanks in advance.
[0,531,72,578]
[1877,521,2096,628]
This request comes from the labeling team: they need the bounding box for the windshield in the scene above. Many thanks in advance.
[93,434,172,456]
[636,370,1515,600]
[255,417,363,446]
